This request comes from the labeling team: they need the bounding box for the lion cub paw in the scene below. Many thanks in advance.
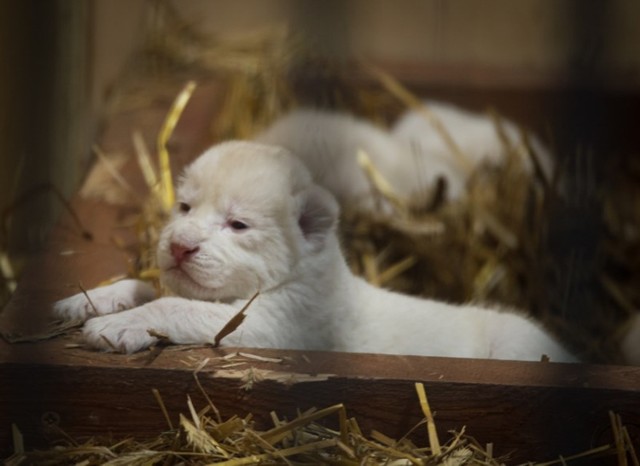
[53,279,157,323]
[82,309,158,353]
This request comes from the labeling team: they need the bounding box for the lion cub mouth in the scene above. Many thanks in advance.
[164,265,210,291]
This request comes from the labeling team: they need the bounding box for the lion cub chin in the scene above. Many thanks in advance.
[54,141,580,363]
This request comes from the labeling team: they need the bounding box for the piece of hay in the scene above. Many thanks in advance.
[214,291,260,347]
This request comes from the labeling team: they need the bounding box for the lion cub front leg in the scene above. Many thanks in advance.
[52,279,157,323]
[81,297,243,353]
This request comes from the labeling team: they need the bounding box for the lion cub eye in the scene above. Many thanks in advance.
[178,202,191,213]
[228,220,249,231]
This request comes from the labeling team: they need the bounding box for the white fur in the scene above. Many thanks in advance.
[255,109,413,209]
[53,141,578,363]
[393,100,553,200]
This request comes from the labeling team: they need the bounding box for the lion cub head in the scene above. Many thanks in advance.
[157,141,339,302]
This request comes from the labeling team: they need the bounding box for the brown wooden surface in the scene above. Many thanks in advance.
[2,341,640,463]
[1,77,640,463]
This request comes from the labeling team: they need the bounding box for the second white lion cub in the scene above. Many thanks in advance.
[54,141,577,362]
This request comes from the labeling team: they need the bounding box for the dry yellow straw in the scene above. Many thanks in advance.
[213,439,338,466]
[157,81,197,212]
[260,404,347,446]
[535,445,614,466]
[152,388,174,430]
[132,130,159,196]
[92,145,141,204]
[378,256,417,287]
[213,291,260,347]
[357,149,407,214]
[0,251,16,293]
[415,382,441,455]
[11,424,24,456]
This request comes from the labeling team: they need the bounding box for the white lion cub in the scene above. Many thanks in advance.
[392,100,554,200]
[53,141,577,362]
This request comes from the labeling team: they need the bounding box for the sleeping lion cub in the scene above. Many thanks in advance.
[54,141,578,362]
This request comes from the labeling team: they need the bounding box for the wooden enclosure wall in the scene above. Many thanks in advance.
[0,1,91,257]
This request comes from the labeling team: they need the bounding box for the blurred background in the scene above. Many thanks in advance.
[1,0,639,362]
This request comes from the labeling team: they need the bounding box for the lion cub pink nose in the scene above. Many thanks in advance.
[170,242,200,264]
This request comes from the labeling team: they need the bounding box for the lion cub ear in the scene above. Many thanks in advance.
[296,185,340,252]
